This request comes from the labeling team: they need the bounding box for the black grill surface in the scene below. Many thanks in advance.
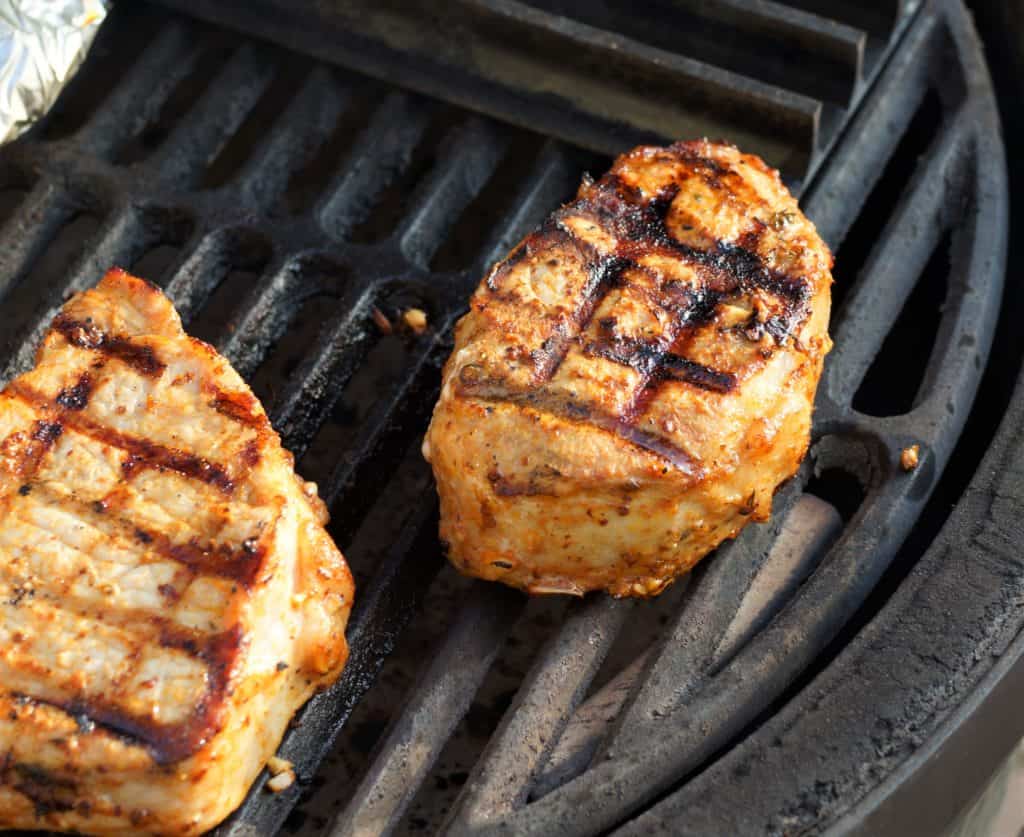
[0,1,1011,835]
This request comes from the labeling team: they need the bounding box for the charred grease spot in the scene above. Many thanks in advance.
[55,373,93,411]
[31,421,63,446]
[240,439,261,467]
[157,583,179,601]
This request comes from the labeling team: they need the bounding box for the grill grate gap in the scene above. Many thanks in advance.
[327,439,436,585]
[853,228,952,416]
[38,7,163,141]
[283,77,386,217]
[285,567,477,834]
[317,359,444,553]
[831,87,943,313]
[804,468,866,524]
[201,56,312,190]
[129,211,196,288]
[298,331,418,490]
[349,105,465,244]
[249,289,344,411]
[430,129,555,273]
[115,30,238,165]
[0,211,103,319]
[189,267,262,345]
[399,595,571,836]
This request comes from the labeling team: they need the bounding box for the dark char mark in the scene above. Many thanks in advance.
[31,421,63,445]
[55,373,93,411]
[53,314,166,377]
[17,626,245,765]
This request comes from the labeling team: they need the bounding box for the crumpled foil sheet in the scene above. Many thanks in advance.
[0,0,106,144]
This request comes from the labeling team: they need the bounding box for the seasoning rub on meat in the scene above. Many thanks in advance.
[424,140,832,597]
[0,270,353,835]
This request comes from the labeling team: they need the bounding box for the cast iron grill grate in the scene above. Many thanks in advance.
[0,0,1007,835]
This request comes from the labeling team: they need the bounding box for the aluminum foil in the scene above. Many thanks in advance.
[0,0,106,144]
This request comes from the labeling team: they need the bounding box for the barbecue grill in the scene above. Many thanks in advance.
[0,0,1016,834]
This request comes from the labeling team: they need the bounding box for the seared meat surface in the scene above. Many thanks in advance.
[424,140,832,597]
[0,270,353,834]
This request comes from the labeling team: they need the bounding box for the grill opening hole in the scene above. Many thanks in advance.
[349,105,465,244]
[186,231,272,345]
[430,129,548,273]
[299,333,420,490]
[249,290,343,411]
[201,56,311,190]
[804,468,865,524]
[306,287,441,544]
[115,33,237,165]
[130,212,195,288]
[283,78,385,217]
[39,7,160,141]
[853,229,952,417]
[831,88,943,314]
[0,211,103,324]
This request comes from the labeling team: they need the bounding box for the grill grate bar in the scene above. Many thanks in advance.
[802,7,939,247]
[533,495,842,800]
[160,228,260,323]
[232,67,352,215]
[147,45,276,189]
[0,179,71,302]
[328,584,525,837]
[269,289,378,456]
[218,492,445,837]
[470,139,579,277]
[393,118,509,267]
[215,258,314,376]
[72,24,197,159]
[603,485,805,752]
[444,596,631,829]
[150,0,918,185]
[316,92,435,243]
[825,111,970,406]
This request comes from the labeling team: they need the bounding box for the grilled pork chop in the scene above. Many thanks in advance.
[0,270,353,834]
[424,140,832,597]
